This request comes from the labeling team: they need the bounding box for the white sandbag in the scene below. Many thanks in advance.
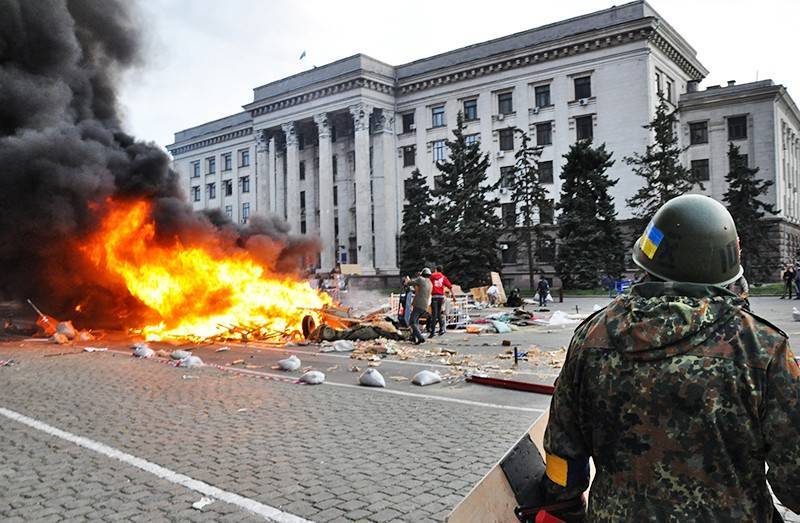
[56,321,76,340]
[178,355,203,368]
[332,340,355,352]
[170,350,192,360]
[412,370,441,386]
[132,343,154,358]
[299,370,326,385]
[548,310,580,327]
[277,354,301,371]
[793,307,800,322]
[359,368,386,388]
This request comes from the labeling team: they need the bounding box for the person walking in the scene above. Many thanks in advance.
[403,268,432,345]
[428,265,452,337]
[538,195,800,521]
[536,276,550,308]
[781,262,795,299]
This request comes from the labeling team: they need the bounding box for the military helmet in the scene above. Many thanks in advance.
[632,194,743,286]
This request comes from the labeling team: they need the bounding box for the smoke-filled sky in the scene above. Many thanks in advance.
[119,0,800,149]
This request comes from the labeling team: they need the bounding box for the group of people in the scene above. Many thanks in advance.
[780,260,800,299]
[402,265,454,345]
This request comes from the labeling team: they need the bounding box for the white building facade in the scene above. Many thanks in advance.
[168,1,799,283]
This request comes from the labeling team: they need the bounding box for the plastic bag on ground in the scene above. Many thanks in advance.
[56,321,76,340]
[171,350,192,360]
[359,368,386,387]
[277,355,301,371]
[332,340,355,352]
[178,355,203,368]
[412,370,442,386]
[132,343,155,358]
[299,370,326,385]
[548,310,580,327]
[545,292,554,303]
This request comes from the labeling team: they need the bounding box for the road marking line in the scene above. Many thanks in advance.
[0,407,311,523]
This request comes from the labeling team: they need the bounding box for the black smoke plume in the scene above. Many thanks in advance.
[0,0,317,325]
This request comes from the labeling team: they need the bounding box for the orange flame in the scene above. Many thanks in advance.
[81,199,330,340]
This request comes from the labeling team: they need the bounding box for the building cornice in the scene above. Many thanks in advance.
[167,127,252,156]
[647,29,706,80]
[679,85,782,112]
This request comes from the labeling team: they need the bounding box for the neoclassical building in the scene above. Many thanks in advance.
[168,0,800,284]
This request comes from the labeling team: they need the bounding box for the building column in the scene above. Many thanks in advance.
[281,122,301,233]
[375,110,399,274]
[314,112,335,271]
[349,103,375,274]
[255,129,269,215]
[268,136,277,213]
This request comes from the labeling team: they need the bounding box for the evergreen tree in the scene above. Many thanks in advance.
[723,143,778,281]
[509,129,547,290]
[399,168,433,276]
[625,94,704,224]
[557,140,625,289]
[433,112,502,288]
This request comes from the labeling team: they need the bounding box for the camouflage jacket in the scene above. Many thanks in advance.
[543,282,800,522]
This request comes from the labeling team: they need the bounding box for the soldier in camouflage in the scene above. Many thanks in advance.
[542,195,800,521]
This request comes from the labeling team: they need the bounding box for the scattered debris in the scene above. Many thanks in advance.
[367,361,381,367]
[349,365,361,372]
[326,365,339,372]
[215,346,231,352]
[358,368,386,387]
[332,340,355,352]
[76,330,95,341]
[170,350,192,360]
[412,370,442,386]
[132,343,154,358]
[56,321,76,340]
[501,340,512,347]
[237,408,248,412]
[178,355,203,368]
[27,299,58,336]
[299,370,326,385]
[0,359,17,367]
[156,349,170,358]
[230,359,245,366]
[192,497,215,510]
[51,332,70,344]
[390,376,409,382]
[83,347,107,353]
[276,355,301,371]
[181,375,199,380]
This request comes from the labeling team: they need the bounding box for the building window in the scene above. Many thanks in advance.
[499,128,514,151]
[206,156,216,174]
[222,153,232,171]
[502,202,516,228]
[539,200,554,224]
[666,79,674,102]
[576,115,593,141]
[536,122,552,146]
[207,182,216,200]
[332,155,338,178]
[691,159,710,181]
[348,150,355,172]
[431,105,445,128]
[538,238,555,263]
[729,153,749,171]
[223,179,232,196]
[298,133,305,150]
[224,205,232,218]
[433,140,447,162]
[299,161,306,180]
[241,203,250,224]
[403,146,416,167]
[728,116,748,140]
[498,92,513,115]
[333,185,338,207]
[500,166,514,189]
[465,133,480,146]
[192,161,200,178]
[191,185,200,202]
[655,72,662,94]
[535,84,551,108]
[239,148,250,167]
[574,76,592,99]
[300,190,306,209]
[240,176,250,193]
[331,123,337,142]
[334,217,339,237]
[301,220,307,234]
[690,122,708,145]
[464,99,478,121]
[402,112,415,133]
[539,161,554,183]
[501,242,518,264]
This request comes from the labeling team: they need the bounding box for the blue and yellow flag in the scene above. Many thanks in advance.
[640,223,664,259]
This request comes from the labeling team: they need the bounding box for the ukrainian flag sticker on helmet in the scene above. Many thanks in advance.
[640,223,664,259]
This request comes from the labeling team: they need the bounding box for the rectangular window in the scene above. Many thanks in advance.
[691,159,710,181]
[728,116,747,140]
[403,146,416,167]
[433,140,447,162]
[206,182,216,200]
[207,156,216,174]
[241,203,250,224]
[655,72,662,94]
[239,148,250,167]
[298,133,305,150]
[498,92,513,115]
[348,150,355,172]
[689,122,708,145]
[499,128,514,151]
[300,190,306,209]
[666,80,673,102]
[576,115,593,141]
[465,133,480,146]
[500,166,515,189]
[431,105,445,128]
[463,99,478,121]
[334,217,339,237]
[574,76,592,99]
[536,122,552,146]
[299,161,306,181]
[402,112,415,133]
[539,160,554,184]
[331,124,337,142]
[300,220,306,234]
[333,185,338,206]
[539,200,554,225]
[222,153,232,171]
[332,155,338,177]
[191,185,200,202]
[502,202,516,228]
[223,179,232,196]
[240,176,250,193]
[224,205,232,218]
[192,161,200,178]
[501,242,518,264]
[535,84,551,108]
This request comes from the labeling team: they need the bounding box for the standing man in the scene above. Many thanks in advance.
[403,268,432,345]
[536,276,550,308]
[780,262,795,299]
[428,265,453,337]
[540,195,800,521]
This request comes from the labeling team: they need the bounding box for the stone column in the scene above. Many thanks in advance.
[314,113,335,272]
[349,102,375,274]
[255,129,269,215]
[268,136,277,213]
[375,110,399,273]
[282,122,301,233]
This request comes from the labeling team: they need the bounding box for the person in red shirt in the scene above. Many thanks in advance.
[428,265,453,337]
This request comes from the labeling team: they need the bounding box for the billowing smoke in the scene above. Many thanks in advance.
[0,0,317,325]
